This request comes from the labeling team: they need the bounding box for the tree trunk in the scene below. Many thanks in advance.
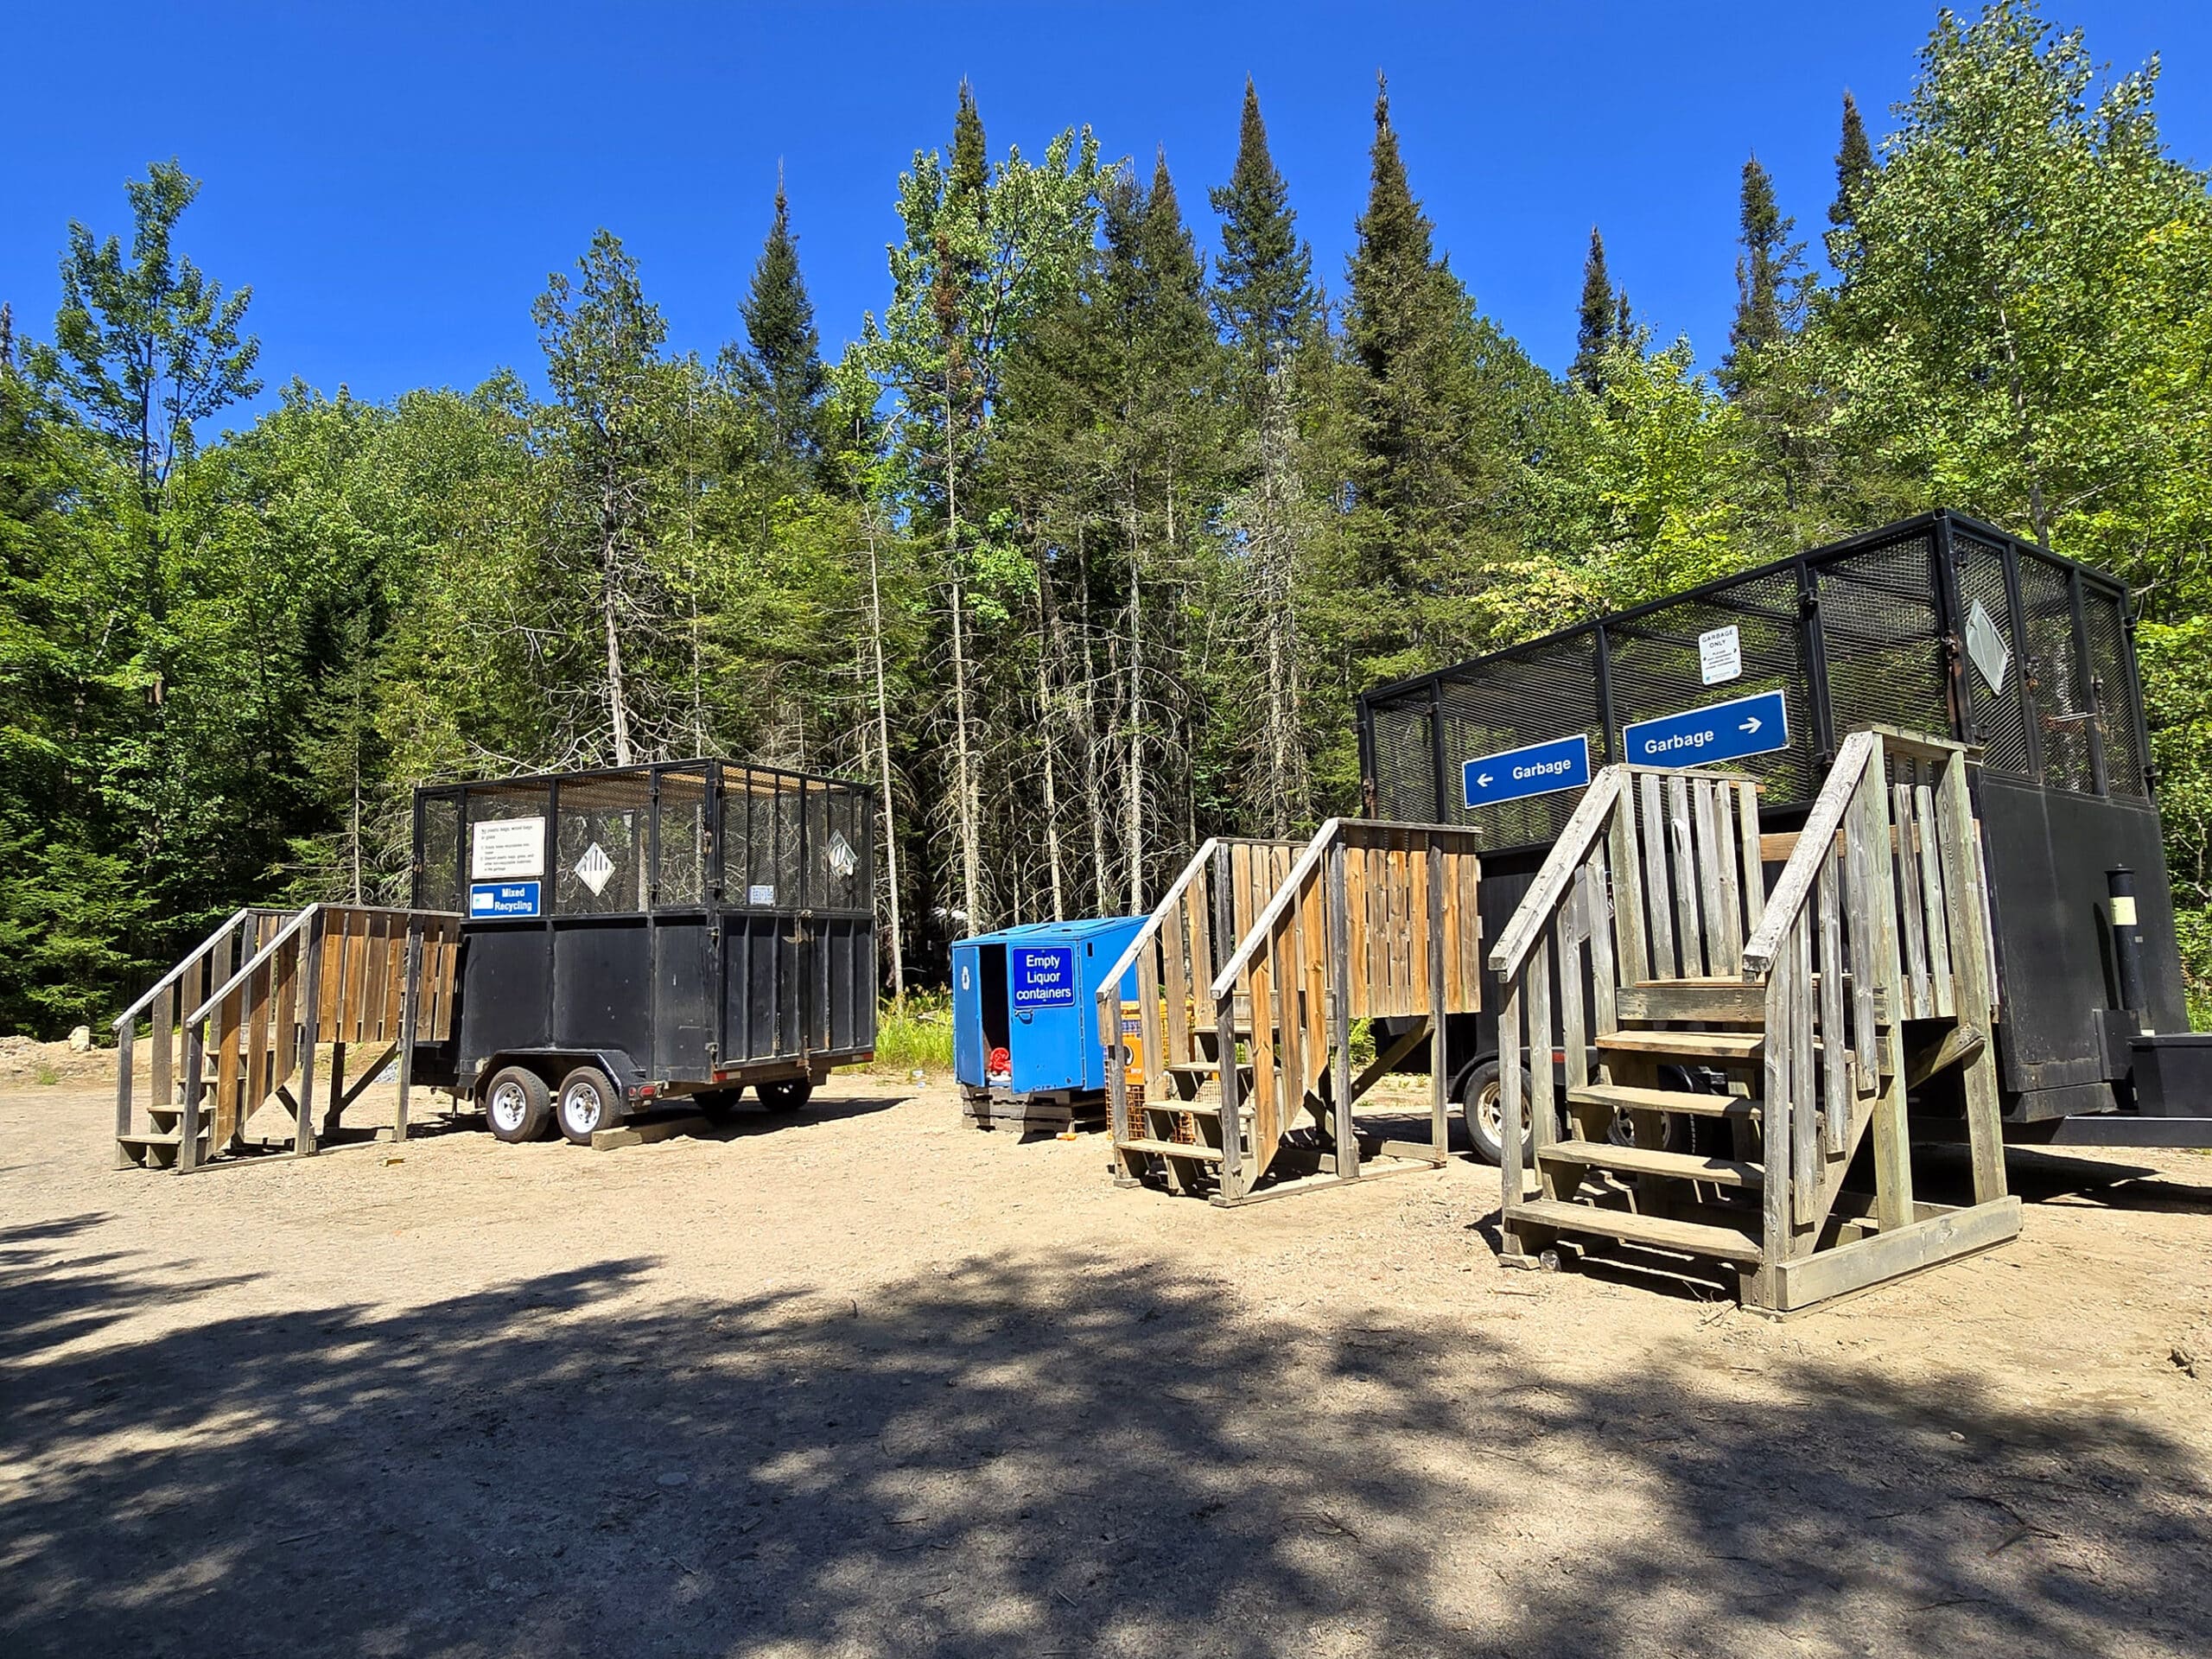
[1125,489,1144,915]
[946,393,982,931]
[866,520,906,1009]
[1034,545,1067,920]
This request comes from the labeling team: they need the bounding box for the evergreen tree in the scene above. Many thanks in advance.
[1721,155,1805,393]
[1573,226,1615,389]
[1827,91,1877,271]
[1209,77,1318,387]
[736,170,827,465]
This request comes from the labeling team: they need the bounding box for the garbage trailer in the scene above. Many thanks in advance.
[408,758,877,1145]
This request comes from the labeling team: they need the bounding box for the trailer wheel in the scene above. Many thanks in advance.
[1459,1058,1534,1167]
[485,1065,552,1144]
[757,1077,813,1113]
[696,1086,745,1121]
[556,1065,621,1145]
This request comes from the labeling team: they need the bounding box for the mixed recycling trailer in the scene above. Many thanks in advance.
[1357,509,2203,1135]
[409,759,876,1142]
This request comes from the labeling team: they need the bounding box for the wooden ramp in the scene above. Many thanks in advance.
[1490,728,2018,1313]
[1100,820,1483,1205]
[111,904,461,1171]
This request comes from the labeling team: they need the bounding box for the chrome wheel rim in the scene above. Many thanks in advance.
[565,1082,604,1134]
[489,1079,529,1134]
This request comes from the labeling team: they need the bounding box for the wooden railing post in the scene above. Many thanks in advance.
[180,1018,206,1175]
[296,907,326,1157]
[396,917,423,1145]
[1858,740,1914,1230]
[1327,837,1356,1180]
[1426,840,1449,1163]
[1934,750,2007,1205]
[113,1019,136,1169]
[1214,983,1243,1199]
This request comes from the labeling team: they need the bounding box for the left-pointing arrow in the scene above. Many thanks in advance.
[1477,772,1493,786]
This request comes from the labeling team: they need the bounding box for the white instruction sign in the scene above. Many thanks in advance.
[1966,599,2011,694]
[1698,624,1743,686]
[471,817,544,880]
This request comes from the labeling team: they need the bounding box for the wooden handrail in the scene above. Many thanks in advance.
[1741,730,1878,978]
[185,903,463,1026]
[111,906,286,1033]
[1206,819,1482,1001]
[1094,837,1224,1027]
[1205,820,1338,1000]
[1487,768,1624,978]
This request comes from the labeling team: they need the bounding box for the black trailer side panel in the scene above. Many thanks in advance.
[459,925,552,1058]
[553,923,652,1060]
[652,919,714,1076]
[1982,778,2186,1111]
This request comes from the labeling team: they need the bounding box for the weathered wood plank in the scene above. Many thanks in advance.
[1498,976,1525,1216]
[1738,780,1765,938]
[1667,773,1703,977]
[1893,780,1930,1019]
[1916,783,1954,1018]
[1818,849,1847,1159]
[1844,816,1879,1099]
[1934,759,2007,1205]
[1427,843,1450,1160]
[1585,845,1619,1046]
[1769,1198,2021,1312]
[1608,778,1649,984]
[1640,772,1675,978]
[1760,957,1791,1268]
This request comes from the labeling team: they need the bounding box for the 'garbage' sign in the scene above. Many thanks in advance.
[1461,734,1592,809]
[1622,689,1789,769]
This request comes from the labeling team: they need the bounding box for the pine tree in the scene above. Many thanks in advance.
[1573,226,1615,389]
[1722,155,1804,393]
[736,169,827,465]
[1827,91,1877,271]
[1209,78,1318,387]
[1342,76,1478,617]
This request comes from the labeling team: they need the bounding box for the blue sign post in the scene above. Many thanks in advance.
[1010,944,1077,1011]
[1462,733,1592,809]
[1622,689,1789,769]
[469,880,542,918]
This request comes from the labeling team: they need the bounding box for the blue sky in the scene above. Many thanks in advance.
[7,2,2210,430]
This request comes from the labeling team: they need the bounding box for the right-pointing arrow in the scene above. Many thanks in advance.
[1740,715,1762,734]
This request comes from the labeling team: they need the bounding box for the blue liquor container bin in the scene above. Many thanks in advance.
[953,917,1144,1133]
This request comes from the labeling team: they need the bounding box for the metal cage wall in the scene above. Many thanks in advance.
[1359,511,2152,852]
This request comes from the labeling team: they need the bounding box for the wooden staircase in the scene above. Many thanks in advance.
[1100,819,1484,1204]
[111,904,461,1171]
[1490,728,2018,1313]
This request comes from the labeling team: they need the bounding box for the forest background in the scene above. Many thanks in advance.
[3,0,2209,1035]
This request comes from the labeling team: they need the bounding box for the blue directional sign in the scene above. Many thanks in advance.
[1623,688,1789,769]
[1462,733,1592,809]
[469,880,542,918]
[1010,944,1077,1011]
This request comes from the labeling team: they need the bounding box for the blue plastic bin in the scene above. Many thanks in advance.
[952,917,1144,1115]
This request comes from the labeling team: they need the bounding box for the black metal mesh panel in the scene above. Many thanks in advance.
[417,794,461,912]
[555,772,650,915]
[1952,533,2031,778]
[1818,532,1953,743]
[721,771,804,909]
[1367,699,1437,821]
[2018,552,2094,794]
[1605,567,1819,805]
[816,783,873,914]
[1433,629,1605,849]
[656,771,709,906]
[2081,586,2143,797]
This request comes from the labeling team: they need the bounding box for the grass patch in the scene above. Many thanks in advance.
[34,1063,60,1086]
[869,990,954,1076]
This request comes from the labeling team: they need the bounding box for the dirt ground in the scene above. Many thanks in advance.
[4,1064,2211,1659]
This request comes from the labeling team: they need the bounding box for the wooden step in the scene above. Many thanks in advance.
[1158,1102,1252,1122]
[1568,1083,1758,1119]
[1538,1141,1764,1188]
[1507,1197,1764,1263]
[1116,1137,1226,1162]
[1617,981,1764,1025]
[1598,1028,1764,1064]
[117,1129,207,1148]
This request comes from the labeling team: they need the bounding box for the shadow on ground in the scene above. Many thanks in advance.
[3,1211,2208,1657]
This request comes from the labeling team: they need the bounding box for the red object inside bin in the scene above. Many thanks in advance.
[986,1045,1011,1080]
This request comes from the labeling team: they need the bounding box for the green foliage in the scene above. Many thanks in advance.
[868,989,954,1074]
[7,4,2212,1046]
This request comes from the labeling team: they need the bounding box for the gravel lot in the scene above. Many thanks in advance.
[5,1067,2211,1657]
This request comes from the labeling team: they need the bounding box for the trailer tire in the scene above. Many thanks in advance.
[556,1065,621,1146]
[696,1086,745,1121]
[1459,1058,1534,1167]
[757,1077,812,1113]
[484,1065,552,1144]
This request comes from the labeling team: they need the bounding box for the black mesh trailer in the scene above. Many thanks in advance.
[407,759,877,1145]
[1357,509,2206,1147]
